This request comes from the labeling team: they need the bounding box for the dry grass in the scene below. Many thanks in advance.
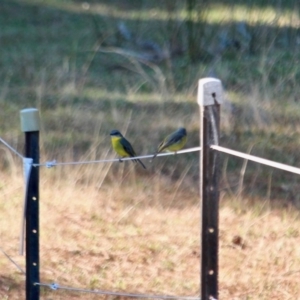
[1,1,300,299]
[1,166,300,300]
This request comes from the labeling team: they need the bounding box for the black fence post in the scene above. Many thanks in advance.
[198,78,223,300]
[20,108,40,300]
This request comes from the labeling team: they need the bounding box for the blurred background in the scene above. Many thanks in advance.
[1,1,300,299]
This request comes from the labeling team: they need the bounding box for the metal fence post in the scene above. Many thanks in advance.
[198,78,223,300]
[20,108,40,300]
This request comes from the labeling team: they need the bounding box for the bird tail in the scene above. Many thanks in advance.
[152,153,158,160]
[152,141,165,160]
[137,159,146,169]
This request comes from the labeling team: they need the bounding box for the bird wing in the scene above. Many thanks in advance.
[158,131,185,152]
[120,138,136,157]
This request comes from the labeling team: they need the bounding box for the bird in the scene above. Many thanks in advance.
[153,127,187,159]
[110,129,146,169]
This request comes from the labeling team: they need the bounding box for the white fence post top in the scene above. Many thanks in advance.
[20,108,40,132]
[197,77,223,106]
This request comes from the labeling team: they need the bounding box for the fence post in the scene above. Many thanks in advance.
[198,78,223,300]
[20,108,40,300]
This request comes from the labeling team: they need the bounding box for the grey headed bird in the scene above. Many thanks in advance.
[110,129,146,169]
[153,127,187,159]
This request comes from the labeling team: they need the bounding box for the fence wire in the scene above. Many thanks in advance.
[2,133,299,176]
[0,137,24,159]
[33,147,202,167]
[2,132,300,299]
[211,145,300,175]
[35,282,200,300]
[0,246,25,274]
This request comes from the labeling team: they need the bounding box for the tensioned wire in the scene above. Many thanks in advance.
[0,246,25,274]
[1,135,300,175]
[2,135,300,300]
[210,145,300,176]
[32,145,300,176]
[33,147,202,167]
[0,137,24,159]
[34,282,200,300]
[0,137,26,275]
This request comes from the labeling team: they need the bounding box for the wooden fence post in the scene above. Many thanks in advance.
[198,78,223,300]
[20,108,40,300]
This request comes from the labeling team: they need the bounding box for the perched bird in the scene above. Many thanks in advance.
[153,127,187,159]
[110,129,146,169]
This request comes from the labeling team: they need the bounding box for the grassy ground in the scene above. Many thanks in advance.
[1,0,300,299]
[1,170,300,299]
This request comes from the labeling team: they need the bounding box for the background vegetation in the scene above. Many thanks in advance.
[0,0,300,299]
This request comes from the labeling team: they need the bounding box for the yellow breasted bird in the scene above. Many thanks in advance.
[153,127,187,159]
[110,129,146,169]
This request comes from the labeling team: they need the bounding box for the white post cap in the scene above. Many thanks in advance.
[197,77,223,106]
[20,108,40,132]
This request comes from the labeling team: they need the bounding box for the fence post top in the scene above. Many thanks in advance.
[20,108,40,132]
[197,77,223,106]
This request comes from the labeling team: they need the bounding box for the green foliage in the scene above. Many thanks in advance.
[1,0,300,204]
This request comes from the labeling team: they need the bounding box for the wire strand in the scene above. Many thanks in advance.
[35,282,200,300]
[211,145,300,175]
[0,246,25,274]
[33,147,202,167]
[0,137,24,159]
